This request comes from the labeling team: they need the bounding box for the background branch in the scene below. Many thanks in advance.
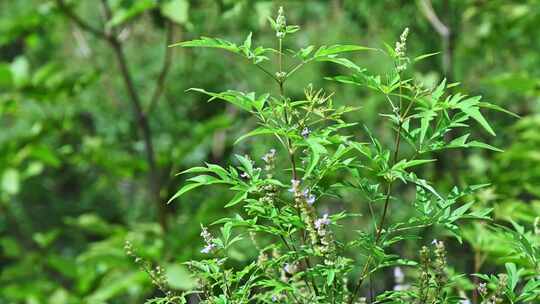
[147,21,175,115]
[56,0,106,39]
[56,0,169,231]
[419,0,452,77]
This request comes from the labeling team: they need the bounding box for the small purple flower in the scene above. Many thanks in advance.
[283,263,296,274]
[301,127,310,138]
[314,214,330,229]
[307,194,316,205]
[201,243,216,254]
[289,179,300,193]
[262,148,276,163]
[271,295,278,302]
[302,189,316,205]
[200,226,217,254]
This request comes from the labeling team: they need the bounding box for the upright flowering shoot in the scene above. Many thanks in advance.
[394,27,410,72]
[200,225,217,254]
[159,6,526,304]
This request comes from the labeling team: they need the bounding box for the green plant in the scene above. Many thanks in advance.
[133,7,538,304]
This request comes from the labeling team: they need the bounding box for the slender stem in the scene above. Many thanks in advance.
[221,271,230,298]
[349,84,408,303]
[286,61,307,78]
[255,64,279,82]
[275,36,320,297]
[279,39,283,74]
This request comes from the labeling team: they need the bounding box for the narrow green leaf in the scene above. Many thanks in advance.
[298,45,315,60]
[225,192,248,208]
[177,166,210,176]
[188,88,253,111]
[314,45,375,58]
[235,154,254,176]
[414,51,440,62]
[234,127,275,144]
[419,110,436,145]
[394,159,436,171]
[206,163,230,181]
[170,37,240,54]
[305,138,328,177]
[167,183,203,204]
[461,106,496,136]
[432,78,446,102]
[253,93,269,112]
[316,57,363,72]
[243,32,252,50]
[467,141,503,152]
[505,262,519,291]
[456,96,496,136]
[478,102,520,118]
[451,202,473,219]
[326,269,335,286]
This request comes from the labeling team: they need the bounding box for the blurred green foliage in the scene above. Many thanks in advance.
[0,0,538,303]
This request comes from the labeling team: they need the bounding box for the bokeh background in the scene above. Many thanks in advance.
[1,0,539,303]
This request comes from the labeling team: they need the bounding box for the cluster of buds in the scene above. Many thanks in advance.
[314,214,331,237]
[289,179,301,196]
[432,240,447,284]
[275,7,287,39]
[416,245,432,303]
[271,293,284,302]
[414,241,449,303]
[314,213,337,264]
[200,225,217,254]
[259,183,278,205]
[302,189,316,206]
[477,282,488,297]
[394,27,410,72]
[305,84,333,105]
[150,265,170,294]
[240,154,261,179]
[283,262,298,275]
[257,251,268,267]
[280,262,298,282]
[124,240,135,258]
[289,180,316,206]
[124,240,173,297]
[301,148,309,166]
[289,179,319,244]
[275,71,287,81]
[261,148,277,175]
[395,27,409,57]
[481,274,508,304]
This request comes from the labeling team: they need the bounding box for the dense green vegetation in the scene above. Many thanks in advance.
[0,1,538,303]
